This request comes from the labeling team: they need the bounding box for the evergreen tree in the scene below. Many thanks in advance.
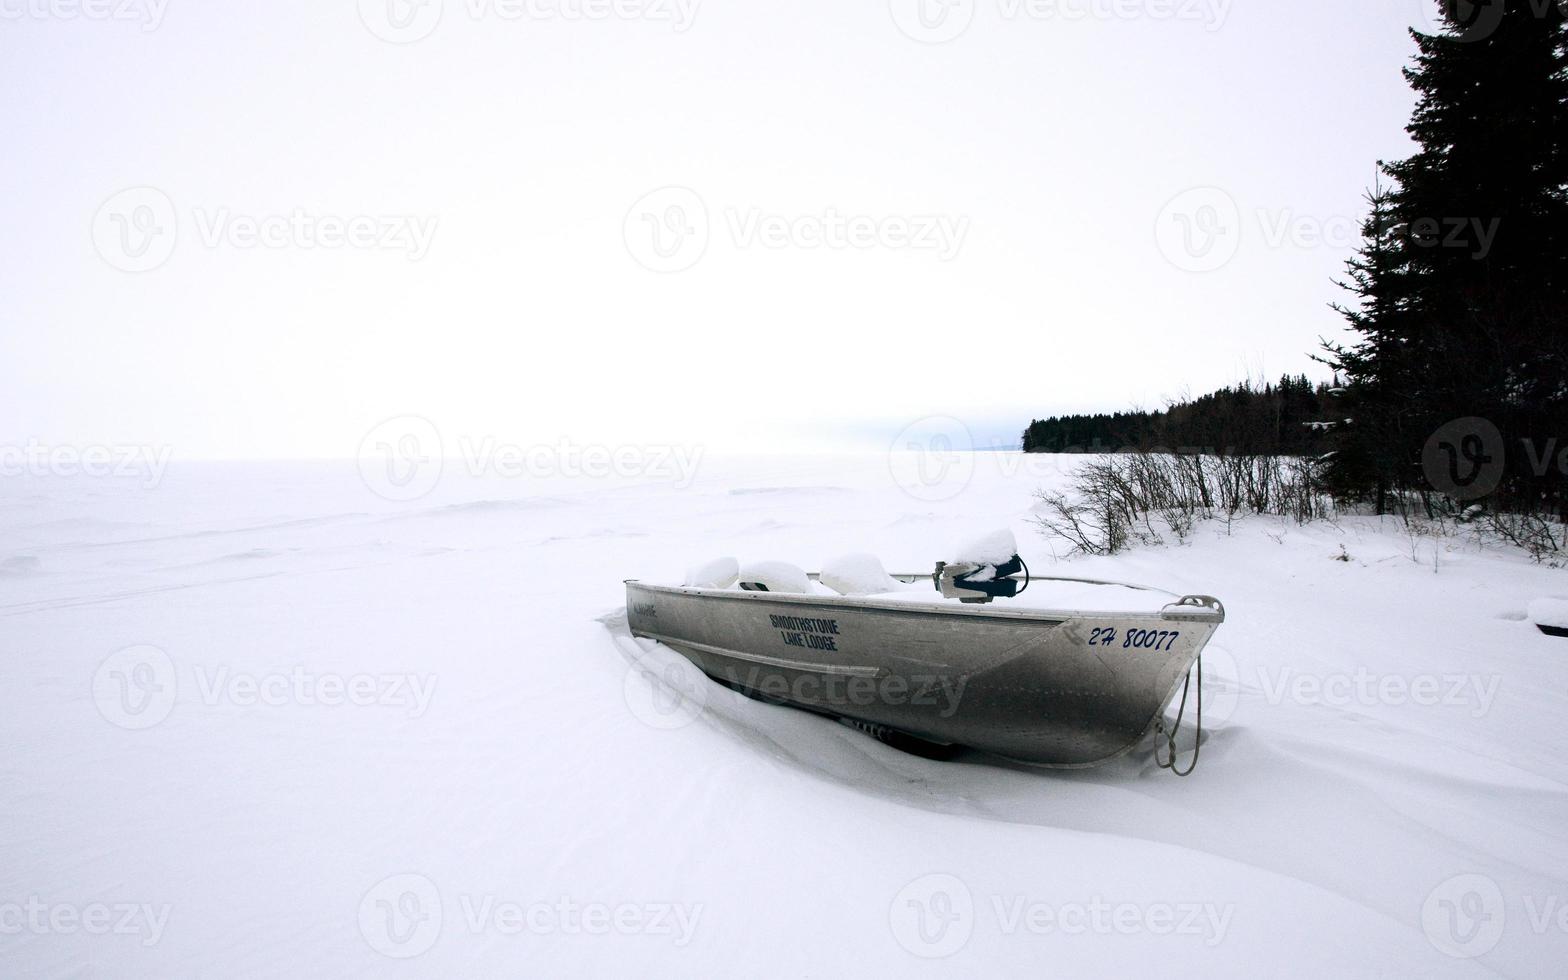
[1322,1,1568,514]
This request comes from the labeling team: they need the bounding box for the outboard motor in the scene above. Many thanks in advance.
[934,554,1028,604]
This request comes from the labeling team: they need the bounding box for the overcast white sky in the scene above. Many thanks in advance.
[1,0,1436,458]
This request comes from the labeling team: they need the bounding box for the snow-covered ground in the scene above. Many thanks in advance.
[4,452,1567,977]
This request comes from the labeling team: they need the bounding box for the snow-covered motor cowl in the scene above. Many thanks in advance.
[934,530,1028,604]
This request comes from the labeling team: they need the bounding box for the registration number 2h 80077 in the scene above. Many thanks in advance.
[1088,627,1181,651]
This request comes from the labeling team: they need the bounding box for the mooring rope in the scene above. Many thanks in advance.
[1155,656,1202,777]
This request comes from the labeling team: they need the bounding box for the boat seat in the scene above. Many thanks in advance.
[820,553,899,596]
[684,557,739,589]
[736,560,812,594]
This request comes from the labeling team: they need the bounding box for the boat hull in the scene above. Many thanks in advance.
[625,580,1222,767]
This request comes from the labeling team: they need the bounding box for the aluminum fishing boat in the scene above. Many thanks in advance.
[624,550,1225,770]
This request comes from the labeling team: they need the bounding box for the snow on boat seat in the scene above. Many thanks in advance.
[684,556,739,589]
[820,553,899,596]
[736,560,812,594]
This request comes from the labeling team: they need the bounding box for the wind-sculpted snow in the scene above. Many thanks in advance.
[2,454,1565,977]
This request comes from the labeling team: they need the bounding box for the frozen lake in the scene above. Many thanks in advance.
[4,452,1567,977]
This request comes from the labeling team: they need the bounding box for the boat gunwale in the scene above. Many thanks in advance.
[624,579,1205,625]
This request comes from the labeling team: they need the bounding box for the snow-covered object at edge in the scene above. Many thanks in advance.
[736,559,812,594]
[684,556,739,589]
[1527,596,1568,630]
[820,553,900,596]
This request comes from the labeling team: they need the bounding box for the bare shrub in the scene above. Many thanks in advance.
[1033,452,1331,556]
[1476,512,1567,566]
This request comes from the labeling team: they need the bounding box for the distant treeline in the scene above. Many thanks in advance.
[1022,375,1332,456]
